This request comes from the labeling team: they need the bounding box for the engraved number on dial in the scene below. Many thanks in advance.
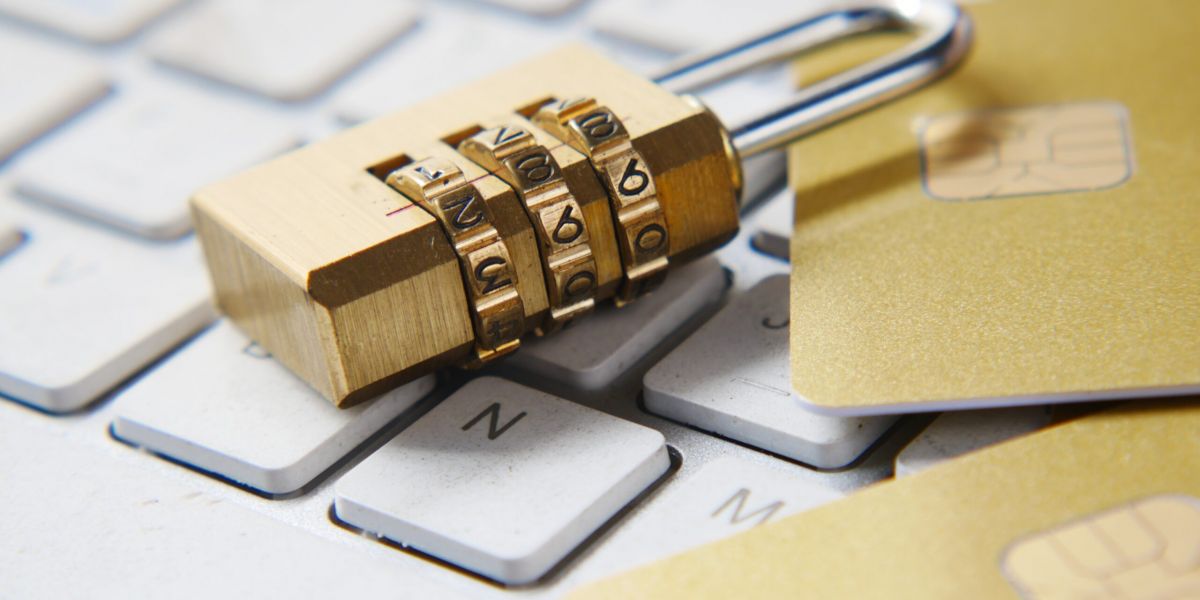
[475,257,512,294]
[493,126,522,146]
[618,157,650,196]
[564,271,596,299]
[515,152,554,183]
[415,165,444,180]
[444,193,484,230]
[551,205,584,245]
[487,318,520,341]
[579,111,617,141]
[634,223,666,253]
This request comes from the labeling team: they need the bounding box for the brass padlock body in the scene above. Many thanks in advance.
[191,45,739,406]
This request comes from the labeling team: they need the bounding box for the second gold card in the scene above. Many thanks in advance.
[787,0,1199,415]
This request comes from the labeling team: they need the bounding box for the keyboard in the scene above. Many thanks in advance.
[0,1,1061,597]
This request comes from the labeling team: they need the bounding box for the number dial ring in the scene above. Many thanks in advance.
[459,124,600,333]
[387,157,524,361]
[534,98,670,305]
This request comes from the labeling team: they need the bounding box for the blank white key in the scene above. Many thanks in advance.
[895,406,1053,477]
[0,410,467,599]
[506,257,725,392]
[112,321,435,495]
[335,377,670,585]
[148,0,419,101]
[0,30,108,162]
[13,81,297,239]
[644,275,895,468]
[589,0,821,53]
[334,4,569,123]
[590,457,842,577]
[476,0,583,16]
[0,201,214,412]
[0,0,181,43]
[0,218,21,258]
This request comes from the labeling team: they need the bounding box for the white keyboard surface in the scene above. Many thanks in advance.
[14,80,298,239]
[336,378,670,585]
[0,1,1051,598]
[505,256,725,394]
[582,456,844,579]
[0,215,20,257]
[0,30,109,162]
[0,0,181,43]
[0,407,468,600]
[333,4,573,124]
[0,199,214,413]
[147,0,420,101]
[645,275,897,469]
[112,321,437,495]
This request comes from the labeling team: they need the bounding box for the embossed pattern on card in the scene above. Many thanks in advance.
[1002,494,1200,600]
[920,102,1133,200]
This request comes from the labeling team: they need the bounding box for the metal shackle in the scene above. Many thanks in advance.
[654,0,973,159]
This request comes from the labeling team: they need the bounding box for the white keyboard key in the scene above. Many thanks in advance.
[0,219,21,258]
[148,0,419,101]
[477,0,582,16]
[0,31,108,162]
[335,5,569,123]
[335,377,670,585]
[589,0,818,53]
[14,81,297,239]
[716,187,790,291]
[0,201,214,413]
[112,321,435,495]
[590,457,842,577]
[0,0,181,43]
[644,275,895,468]
[506,257,725,392]
[895,407,1053,477]
[0,409,467,599]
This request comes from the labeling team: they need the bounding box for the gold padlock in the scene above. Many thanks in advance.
[190,0,970,406]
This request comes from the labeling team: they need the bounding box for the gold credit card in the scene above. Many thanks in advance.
[569,398,1200,599]
[786,0,1200,415]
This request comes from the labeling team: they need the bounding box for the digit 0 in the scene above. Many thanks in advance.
[563,270,595,299]
[634,224,666,253]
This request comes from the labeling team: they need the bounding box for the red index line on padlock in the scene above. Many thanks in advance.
[385,204,419,217]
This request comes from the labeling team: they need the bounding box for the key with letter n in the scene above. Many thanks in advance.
[334,377,669,585]
[461,402,527,440]
[581,457,844,579]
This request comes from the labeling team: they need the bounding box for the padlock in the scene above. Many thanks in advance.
[190,0,971,406]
